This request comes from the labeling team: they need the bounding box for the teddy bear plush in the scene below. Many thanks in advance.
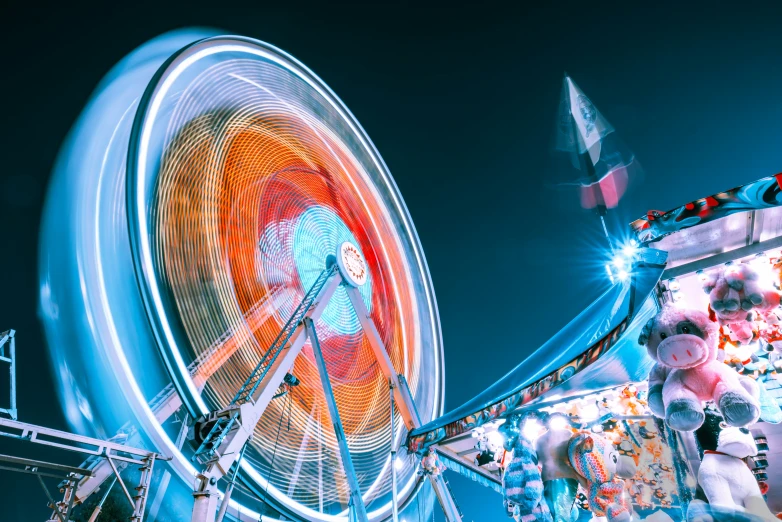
[639,306,760,431]
[503,434,553,522]
[567,432,631,522]
[703,264,781,345]
[698,425,778,521]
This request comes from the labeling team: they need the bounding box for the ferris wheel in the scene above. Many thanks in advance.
[39,31,452,521]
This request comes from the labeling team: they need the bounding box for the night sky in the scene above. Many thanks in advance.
[2,2,782,521]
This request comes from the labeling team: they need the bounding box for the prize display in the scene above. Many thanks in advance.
[484,254,782,522]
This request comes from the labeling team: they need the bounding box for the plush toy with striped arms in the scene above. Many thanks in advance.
[503,435,553,522]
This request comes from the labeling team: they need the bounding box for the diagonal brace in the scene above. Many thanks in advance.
[305,317,369,522]
[344,285,463,522]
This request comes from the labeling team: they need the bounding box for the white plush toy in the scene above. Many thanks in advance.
[698,426,777,521]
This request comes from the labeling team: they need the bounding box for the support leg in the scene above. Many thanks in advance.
[40,475,67,522]
[148,414,189,520]
[131,454,155,522]
[192,475,222,522]
[430,474,463,522]
[345,286,463,522]
[390,382,399,522]
[304,317,369,522]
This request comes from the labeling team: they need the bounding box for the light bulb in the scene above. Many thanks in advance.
[486,430,505,451]
[522,419,544,442]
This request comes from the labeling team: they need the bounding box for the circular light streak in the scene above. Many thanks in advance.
[126,36,444,519]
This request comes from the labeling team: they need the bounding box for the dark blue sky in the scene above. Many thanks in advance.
[2,2,782,521]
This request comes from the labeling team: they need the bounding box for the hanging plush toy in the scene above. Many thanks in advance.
[698,426,778,521]
[703,264,782,345]
[535,426,580,522]
[639,306,761,431]
[567,432,632,522]
[503,435,553,522]
[419,447,444,477]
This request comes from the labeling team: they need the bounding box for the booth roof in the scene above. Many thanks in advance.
[407,255,665,452]
[409,174,782,453]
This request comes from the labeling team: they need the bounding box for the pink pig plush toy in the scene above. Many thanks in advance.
[639,306,760,431]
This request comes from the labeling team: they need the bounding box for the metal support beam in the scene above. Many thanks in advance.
[0,418,165,522]
[345,286,463,522]
[390,381,399,522]
[57,288,292,515]
[345,287,421,429]
[662,233,782,280]
[305,317,369,522]
[431,474,463,522]
[106,456,136,509]
[0,418,163,466]
[0,329,17,420]
[88,475,117,522]
[130,455,156,522]
[435,446,502,487]
[190,269,342,522]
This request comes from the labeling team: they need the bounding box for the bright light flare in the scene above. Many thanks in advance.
[548,415,570,431]
[486,429,505,451]
[522,418,545,442]
[621,241,638,258]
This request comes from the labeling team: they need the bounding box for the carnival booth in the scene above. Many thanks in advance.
[407,175,782,522]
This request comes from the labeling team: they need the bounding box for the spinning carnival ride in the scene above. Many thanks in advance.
[38,31,450,521]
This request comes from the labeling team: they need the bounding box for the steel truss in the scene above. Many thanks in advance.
[188,261,463,522]
[7,256,460,521]
[0,417,167,522]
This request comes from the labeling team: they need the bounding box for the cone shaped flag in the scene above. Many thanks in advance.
[556,74,636,210]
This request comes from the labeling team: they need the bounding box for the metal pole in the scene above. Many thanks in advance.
[9,333,16,420]
[88,475,117,522]
[37,474,67,522]
[106,456,135,509]
[216,443,248,522]
[569,101,614,253]
[304,317,369,522]
[131,454,155,522]
[149,415,189,520]
[390,381,399,522]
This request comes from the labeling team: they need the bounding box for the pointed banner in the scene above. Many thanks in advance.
[556,75,636,210]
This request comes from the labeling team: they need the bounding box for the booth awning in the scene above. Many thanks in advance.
[407,250,667,453]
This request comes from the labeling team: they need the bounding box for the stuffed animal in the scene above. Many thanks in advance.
[535,427,580,522]
[419,447,444,477]
[703,264,782,345]
[617,386,647,416]
[503,435,553,522]
[639,306,761,431]
[705,264,779,315]
[698,426,778,521]
[567,432,632,522]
